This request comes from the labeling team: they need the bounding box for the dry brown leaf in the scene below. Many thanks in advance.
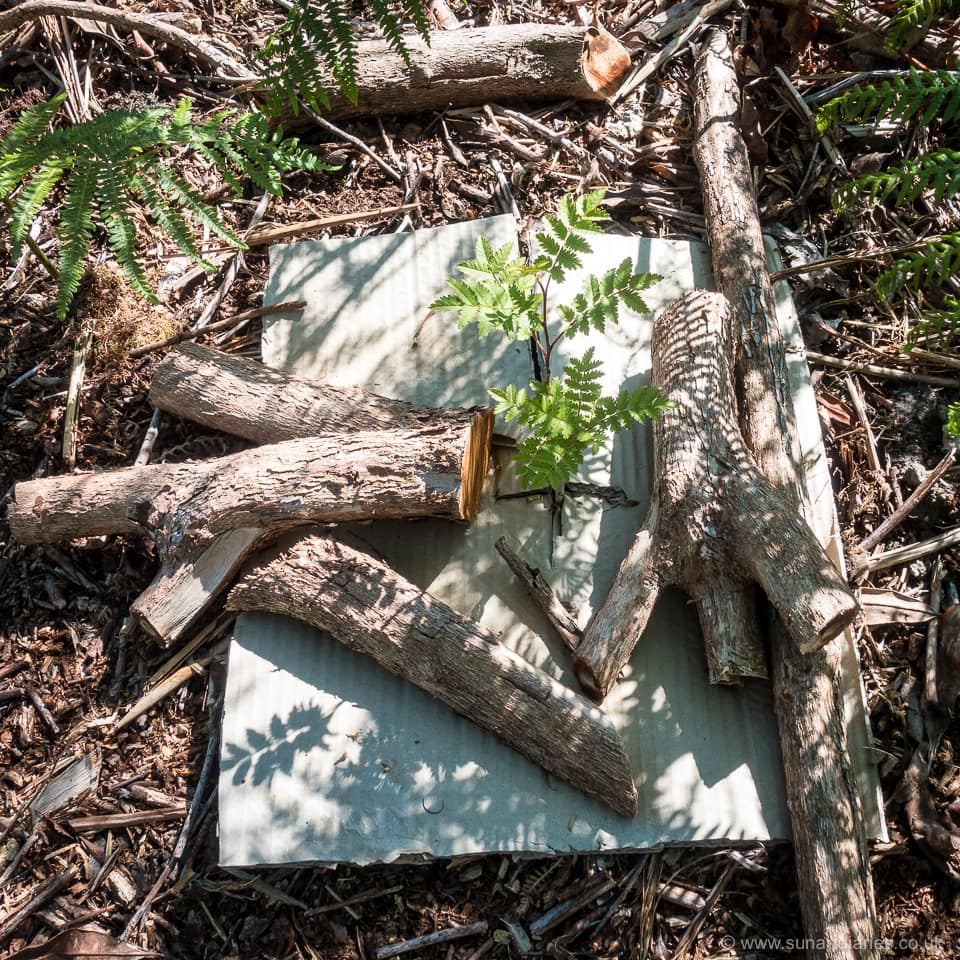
[581,28,632,97]
[7,927,161,959]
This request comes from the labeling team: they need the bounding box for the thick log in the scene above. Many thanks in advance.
[692,29,877,960]
[282,25,623,120]
[8,415,493,548]
[227,533,638,817]
[573,292,852,697]
[149,342,482,442]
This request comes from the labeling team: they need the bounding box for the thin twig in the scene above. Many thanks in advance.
[489,155,520,220]
[62,325,93,468]
[771,234,947,281]
[804,350,960,388]
[858,450,956,554]
[1,197,59,281]
[613,0,734,104]
[66,806,186,833]
[374,921,489,959]
[529,876,618,938]
[115,655,213,732]
[0,1,255,78]
[128,300,305,358]
[243,205,419,247]
[0,864,78,945]
[773,65,844,170]
[24,683,59,735]
[121,707,221,939]
[865,525,960,574]
[495,535,582,652]
[844,374,882,473]
[308,112,403,184]
[924,556,945,713]
[194,191,271,332]
[134,409,162,467]
[669,861,739,959]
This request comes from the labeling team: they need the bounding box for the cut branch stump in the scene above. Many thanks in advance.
[279,25,627,121]
[150,342,480,443]
[9,416,492,549]
[573,291,852,697]
[227,533,638,817]
[692,28,877,960]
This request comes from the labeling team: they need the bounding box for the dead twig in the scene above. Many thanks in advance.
[66,806,187,833]
[121,708,221,940]
[613,0,734,104]
[308,112,403,184]
[495,535,583,652]
[844,374,882,473]
[864,525,960,574]
[0,1,255,78]
[0,864,79,945]
[195,192,271,332]
[374,921,490,959]
[62,326,93,469]
[669,860,740,959]
[804,350,960,389]
[24,682,59,735]
[529,876,618,939]
[128,300,306,359]
[858,450,956,555]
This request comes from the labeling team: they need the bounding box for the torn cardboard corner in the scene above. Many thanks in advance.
[217,216,884,867]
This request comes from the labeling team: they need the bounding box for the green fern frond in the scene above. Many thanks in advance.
[130,170,209,268]
[877,231,960,297]
[534,189,609,283]
[886,0,960,52]
[816,68,960,134]
[1,96,327,319]
[56,162,98,322]
[368,0,411,63]
[0,93,66,196]
[436,190,668,491]
[558,258,662,335]
[836,147,960,208]
[98,164,154,302]
[259,0,430,116]
[506,349,670,491]
[9,155,68,259]
[431,236,540,340]
[906,299,960,349]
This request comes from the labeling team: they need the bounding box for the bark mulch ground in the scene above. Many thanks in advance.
[2,1,960,957]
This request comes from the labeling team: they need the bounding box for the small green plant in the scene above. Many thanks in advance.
[259,0,430,115]
[816,44,960,443]
[947,402,960,438]
[885,0,960,51]
[431,190,671,491]
[0,94,331,320]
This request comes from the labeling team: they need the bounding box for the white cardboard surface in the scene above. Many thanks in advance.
[218,218,883,866]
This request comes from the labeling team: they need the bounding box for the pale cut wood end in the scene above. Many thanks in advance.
[458,409,494,521]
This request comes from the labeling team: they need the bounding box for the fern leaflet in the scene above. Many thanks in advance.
[816,68,960,134]
[836,147,960,207]
[886,0,960,52]
[0,95,330,320]
[876,232,960,297]
[259,0,430,116]
[906,299,960,349]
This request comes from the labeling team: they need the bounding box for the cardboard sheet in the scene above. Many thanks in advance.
[218,218,883,866]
